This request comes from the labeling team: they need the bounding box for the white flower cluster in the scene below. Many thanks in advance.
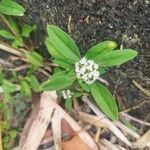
[62,90,73,99]
[75,57,100,84]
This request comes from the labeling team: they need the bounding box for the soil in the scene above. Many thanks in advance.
[18,0,150,130]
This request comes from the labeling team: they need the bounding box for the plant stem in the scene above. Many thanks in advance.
[0,42,24,56]
[0,14,19,38]
[0,14,30,50]
[0,131,3,150]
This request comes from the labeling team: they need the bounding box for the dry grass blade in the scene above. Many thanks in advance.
[82,96,132,147]
[75,111,107,128]
[67,15,72,33]
[19,91,57,150]
[120,112,150,126]
[0,58,13,66]
[0,43,24,56]
[114,121,140,139]
[19,92,98,150]
[133,80,150,97]
[100,139,120,150]
[133,129,150,149]
[51,110,62,150]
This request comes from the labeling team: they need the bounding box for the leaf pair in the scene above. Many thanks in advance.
[46,25,137,69]
[85,41,137,67]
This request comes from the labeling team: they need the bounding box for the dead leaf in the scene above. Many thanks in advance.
[61,119,75,137]
[19,92,98,150]
[61,135,90,150]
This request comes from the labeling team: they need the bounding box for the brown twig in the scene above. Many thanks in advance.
[0,58,13,66]
[120,112,150,126]
[0,42,24,56]
[139,112,150,134]
[133,80,150,97]
[4,64,29,71]
[0,42,50,76]
[67,15,72,33]
[123,100,149,113]
[94,127,101,143]
[82,96,132,147]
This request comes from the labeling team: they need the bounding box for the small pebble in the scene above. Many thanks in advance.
[145,0,150,5]
[108,24,113,29]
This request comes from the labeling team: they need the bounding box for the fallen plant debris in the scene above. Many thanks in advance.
[18,91,98,150]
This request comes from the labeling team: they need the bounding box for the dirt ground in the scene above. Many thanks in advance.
[19,0,150,131]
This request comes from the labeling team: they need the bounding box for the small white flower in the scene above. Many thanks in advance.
[82,74,88,81]
[75,57,100,84]
[80,67,86,74]
[94,64,99,69]
[88,72,93,78]
[88,60,94,65]
[62,90,73,99]
[87,63,93,71]
[79,57,87,64]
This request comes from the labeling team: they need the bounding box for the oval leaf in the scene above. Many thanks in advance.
[90,82,118,120]
[22,24,37,37]
[47,25,80,63]
[65,98,73,112]
[26,52,44,67]
[20,80,31,97]
[7,16,20,34]
[53,59,71,69]
[41,70,76,91]
[85,41,117,60]
[26,75,41,92]
[0,30,15,39]
[94,49,137,67]
[78,80,90,92]
[0,0,25,16]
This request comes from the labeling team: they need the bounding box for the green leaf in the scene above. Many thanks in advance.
[2,80,19,94]
[0,30,15,39]
[85,41,117,60]
[20,80,31,97]
[9,130,18,139]
[12,37,23,48]
[26,51,44,67]
[93,49,137,67]
[90,82,118,120]
[78,80,90,92]
[0,0,25,16]
[65,98,73,112]
[45,38,72,65]
[41,70,76,91]
[0,71,4,85]
[53,59,71,69]
[47,25,80,63]
[2,103,12,121]
[22,24,36,37]
[7,16,19,34]
[26,75,41,92]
